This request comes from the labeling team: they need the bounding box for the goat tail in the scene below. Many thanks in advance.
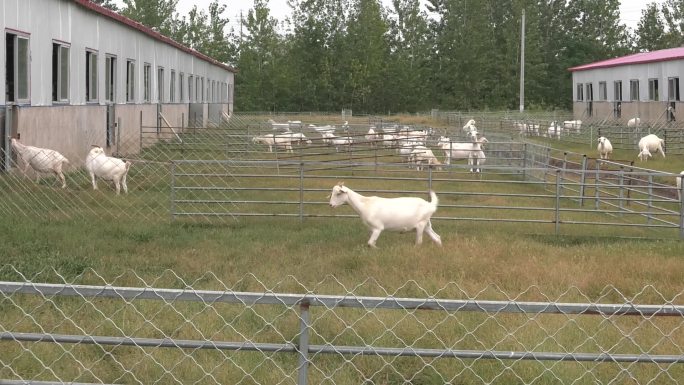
[124,161,132,173]
[429,190,439,208]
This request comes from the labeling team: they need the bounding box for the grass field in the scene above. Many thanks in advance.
[2,113,684,384]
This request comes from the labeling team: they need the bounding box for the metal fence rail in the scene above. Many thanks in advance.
[1,267,683,384]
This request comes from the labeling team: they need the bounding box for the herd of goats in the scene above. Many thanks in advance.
[252,118,490,173]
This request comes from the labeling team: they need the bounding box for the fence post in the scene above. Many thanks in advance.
[680,178,684,239]
[555,169,561,235]
[648,174,653,225]
[618,166,625,215]
[595,159,600,210]
[580,155,587,207]
[297,301,310,385]
[170,161,176,221]
[521,143,528,180]
[299,163,304,223]
[139,110,143,153]
[561,152,568,197]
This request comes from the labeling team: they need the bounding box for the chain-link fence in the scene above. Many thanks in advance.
[1,112,684,238]
[1,266,683,385]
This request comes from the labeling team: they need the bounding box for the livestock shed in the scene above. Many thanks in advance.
[569,46,684,124]
[0,0,236,171]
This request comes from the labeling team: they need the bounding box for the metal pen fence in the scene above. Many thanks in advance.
[1,113,684,238]
[1,266,683,385]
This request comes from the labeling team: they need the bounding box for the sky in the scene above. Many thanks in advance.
[113,0,664,32]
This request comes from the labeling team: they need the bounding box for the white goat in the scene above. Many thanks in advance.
[637,134,665,161]
[563,120,582,133]
[365,127,381,145]
[462,119,477,132]
[85,146,131,194]
[627,117,641,128]
[252,134,294,153]
[10,138,69,188]
[597,136,613,160]
[547,122,563,139]
[410,146,442,171]
[283,132,312,145]
[676,171,684,201]
[328,183,442,248]
[437,136,488,172]
[330,136,353,152]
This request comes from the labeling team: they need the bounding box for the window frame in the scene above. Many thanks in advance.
[105,54,117,103]
[126,59,135,103]
[179,72,184,102]
[170,70,176,103]
[157,66,164,103]
[576,83,584,101]
[143,63,151,103]
[6,31,32,104]
[85,49,99,103]
[668,77,680,101]
[630,79,639,101]
[598,81,607,101]
[648,78,659,101]
[52,40,70,103]
[614,80,623,101]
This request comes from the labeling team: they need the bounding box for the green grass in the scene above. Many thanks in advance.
[2,114,684,384]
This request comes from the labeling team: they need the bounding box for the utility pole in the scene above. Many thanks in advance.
[519,9,525,113]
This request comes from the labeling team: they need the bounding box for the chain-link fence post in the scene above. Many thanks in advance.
[297,301,310,385]
[555,169,561,234]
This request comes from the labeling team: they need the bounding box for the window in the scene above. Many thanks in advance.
[52,42,69,102]
[179,72,184,102]
[6,32,31,103]
[668,77,680,101]
[143,63,151,102]
[614,80,622,101]
[630,79,639,101]
[86,50,98,102]
[188,75,194,102]
[648,79,659,101]
[576,83,583,101]
[126,60,135,102]
[585,83,593,101]
[170,70,176,102]
[105,55,116,103]
[157,66,164,103]
[598,82,607,101]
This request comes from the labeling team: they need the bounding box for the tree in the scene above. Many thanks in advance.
[121,0,180,37]
[90,0,119,11]
[235,0,285,111]
[662,0,684,47]
[636,3,669,51]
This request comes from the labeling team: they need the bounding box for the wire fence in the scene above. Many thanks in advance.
[1,112,684,238]
[0,266,683,385]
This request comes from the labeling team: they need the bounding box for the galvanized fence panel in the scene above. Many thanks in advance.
[1,266,683,385]
[1,113,683,238]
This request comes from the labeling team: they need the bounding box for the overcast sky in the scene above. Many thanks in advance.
[113,0,664,33]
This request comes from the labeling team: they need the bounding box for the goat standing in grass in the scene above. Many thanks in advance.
[328,183,442,248]
[11,138,69,188]
[85,146,132,194]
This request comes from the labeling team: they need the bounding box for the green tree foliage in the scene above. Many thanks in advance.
[90,0,119,11]
[121,0,180,36]
[114,0,665,112]
[636,3,669,51]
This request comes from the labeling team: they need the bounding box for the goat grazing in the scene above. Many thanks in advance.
[410,146,442,171]
[365,127,381,145]
[563,120,582,133]
[637,134,665,161]
[437,136,488,172]
[597,136,613,160]
[328,183,442,248]
[10,138,70,188]
[85,146,132,194]
[252,134,294,153]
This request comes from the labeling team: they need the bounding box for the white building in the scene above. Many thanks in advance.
[1,0,236,169]
[569,47,682,123]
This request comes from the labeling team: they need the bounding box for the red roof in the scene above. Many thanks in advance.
[568,47,684,72]
[73,0,237,73]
